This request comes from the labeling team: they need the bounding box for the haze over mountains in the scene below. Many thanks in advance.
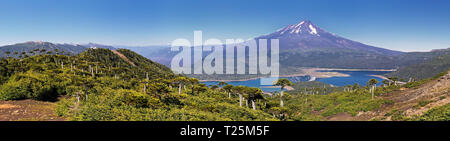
[119,20,449,72]
[1,20,449,79]
[0,41,115,58]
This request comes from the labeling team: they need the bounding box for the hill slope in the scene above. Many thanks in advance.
[386,49,450,80]
[0,48,276,121]
[78,48,174,79]
[0,41,116,58]
[0,41,86,58]
[354,70,450,121]
[123,21,449,74]
[1,48,448,121]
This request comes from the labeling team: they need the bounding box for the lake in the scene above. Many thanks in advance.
[316,70,391,87]
[202,70,392,92]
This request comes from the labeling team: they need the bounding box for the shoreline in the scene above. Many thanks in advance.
[199,68,392,82]
[369,75,389,80]
[313,68,396,72]
[260,86,295,91]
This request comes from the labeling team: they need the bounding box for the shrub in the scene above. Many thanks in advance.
[0,80,30,100]
[416,100,433,108]
[415,104,449,121]
[390,110,407,121]
[55,98,75,117]
[0,72,61,101]
[383,100,395,105]
[31,84,59,101]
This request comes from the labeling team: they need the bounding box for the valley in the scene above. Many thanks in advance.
[0,47,448,121]
[0,20,448,121]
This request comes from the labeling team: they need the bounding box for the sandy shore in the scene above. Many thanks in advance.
[369,75,389,80]
[199,68,350,82]
[198,68,393,82]
[313,68,396,72]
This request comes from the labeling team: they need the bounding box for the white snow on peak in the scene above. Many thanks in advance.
[295,27,301,34]
[294,21,304,28]
[278,21,320,35]
[280,25,293,34]
[287,21,305,34]
[309,24,318,35]
[289,29,295,33]
[294,21,304,33]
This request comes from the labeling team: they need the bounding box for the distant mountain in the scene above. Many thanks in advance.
[257,20,403,56]
[386,48,450,80]
[126,20,408,70]
[0,41,115,58]
[1,20,448,79]
[253,20,409,70]
[392,48,450,68]
[82,43,116,50]
[0,41,86,58]
[122,20,448,75]
[119,46,174,66]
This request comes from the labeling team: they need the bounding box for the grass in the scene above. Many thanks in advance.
[413,104,450,121]
[414,100,433,109]
[282,88,386,120]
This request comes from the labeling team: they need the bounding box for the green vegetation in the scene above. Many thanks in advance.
[386,104,450,121]
[413,104,450,121]
[274,78,293,107]
[415,100,433,108]
[386,54,450,80]
[0,71,61,101]
[279,88,388,120]
[367,79,379,100]
[0,48,275,121]
[279,48,450,70]
[388,110,408,121]
[400,69,448,89]
[0,41,87,58]
[1,48,448,121]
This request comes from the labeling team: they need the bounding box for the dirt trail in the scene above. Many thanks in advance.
[354,71,450,121]
[111,50,136,66]
[0,100,65,121]
[327,113,354,121]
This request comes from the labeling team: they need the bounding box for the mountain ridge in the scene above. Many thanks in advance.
[256,20,404,56]
[0,41,116,58]
[122,20,412,71]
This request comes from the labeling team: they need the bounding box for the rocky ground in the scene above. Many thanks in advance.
[0,99,65,121]
[354,71,450,121]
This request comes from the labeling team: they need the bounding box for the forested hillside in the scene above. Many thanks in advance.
[0,48,276,120]
[0,48,448,121]
[386,54,450,80]
[0,41,116,59]
[0,42,86,58]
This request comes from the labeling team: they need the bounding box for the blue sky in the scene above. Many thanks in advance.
[0,0,449,52]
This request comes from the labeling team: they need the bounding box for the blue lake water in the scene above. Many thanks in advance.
[202,76,311,92]
[202,71,391,92]
[316,70,391,87]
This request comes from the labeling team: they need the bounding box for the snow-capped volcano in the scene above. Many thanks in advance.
[256,20,403,56]
[276,20,321,36]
